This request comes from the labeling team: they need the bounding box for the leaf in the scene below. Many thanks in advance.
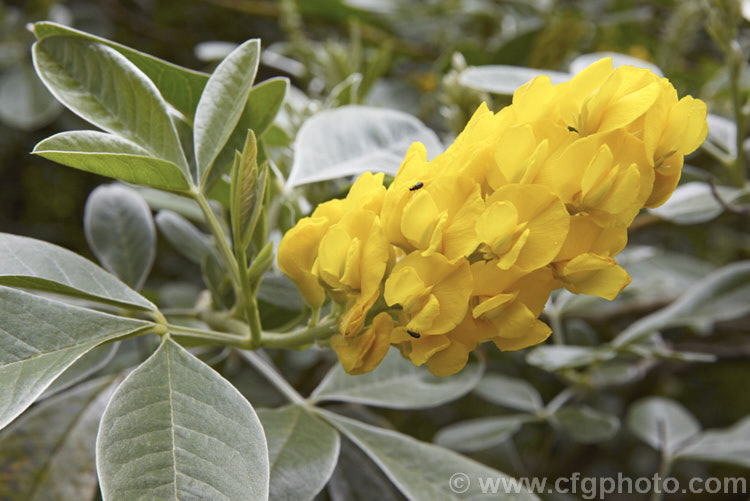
[202,253,230,310]
[32,22,209,121]
[257,405,340,501]
[243,77,289,136]
[525,345,615,371]
[85,184,156,290]
[568,52,664,77]
[155,210,216,265]
[257,274,304,311]
[0,376,117,500]
[310,349,484,409]
[554,406,620,443]
[194,39,260,185]
[287,105,442,187]
[41,342,120,399]
[33,131,191,192]
[327,437,406,501]
[319,410,538,500]
[97,337,269,500]
[706,113,737,157]
[459,65,570,95]
[473,374,544,412]
[626,397,701,455]
[134,186,206,223]
[32,36,189,179]
[434,416,530,453]
[0,61,61,130]
[231,131,259,251]
[0,232,155,311]
[677,416,750,468]
[0,287,151,430]
[648,181,746,225]
[613,261,750,347]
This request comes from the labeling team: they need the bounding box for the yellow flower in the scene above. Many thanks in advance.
[574,65,662,136]
[384,251,472,336]
[314,208,392,336]
[641,85,708,207]
[469,262,556,351]
[430,103,516,190]
[276,205,336,308]
[551,214,630,300]
[485,120,571,191]
[391,317,486,377]
[277,172,386,307]
[475,184,569,271]
[382,168,484,261]
[536,130,654,227]
[331,312,393,375]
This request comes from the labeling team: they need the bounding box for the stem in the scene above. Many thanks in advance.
[193,192,244,300]
[549,309,565,345]
[651,450,672,501]
[545,387,575,414]
[235,246,262,348]
[237,349,305,404]
[166,323,247,345]
[309,305,321,327]
[261,319,338,349]
[651,418,672,501]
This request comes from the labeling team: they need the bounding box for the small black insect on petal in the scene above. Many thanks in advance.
[567,126,579,133]
[407,330,421,339]
[409,182,424,191]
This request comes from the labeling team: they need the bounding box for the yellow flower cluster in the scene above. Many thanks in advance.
[278,58,708,377]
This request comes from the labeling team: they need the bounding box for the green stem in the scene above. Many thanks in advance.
[177,312,337,350]
[261,319,338,348]
[549,309,565,345]
[651,450,672,501]
[237,349,305,404]
[235,246,262,348]
[193,192,244,301]
[166,323,247,345]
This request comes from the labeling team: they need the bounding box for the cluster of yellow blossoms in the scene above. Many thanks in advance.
[278,58,708,377]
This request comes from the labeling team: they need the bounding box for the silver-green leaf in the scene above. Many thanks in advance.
[257,405,340,501]
[32,22,209,121]
[32,36,189,180]
[287,105,442,187]
[194,39,260,186]
[41,342,120,399]
[85,184,156,290]
[626,397,701,456]
[434,415,530,453]
[319,409,538,500]
[0,376,118,500]
[526,345,615,371]
[310,349,484,409]
[554,406,620,443]
[613,261,750,347]
[0,232,155,311]
[459,65,570,95]
[155,210,217,265]
[676,416,750,468]
[33,131,191,192]
[474,374,544,413]
[230,131,259,251]
[0,287,151,430]
[97,337,269,500]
